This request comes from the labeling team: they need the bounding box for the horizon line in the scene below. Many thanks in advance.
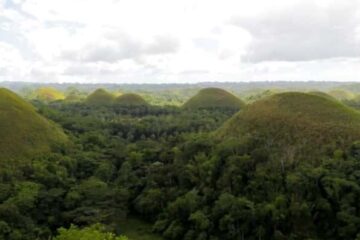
[1,80,360,85]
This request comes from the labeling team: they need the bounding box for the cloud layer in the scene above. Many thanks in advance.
[232,1,360,62]
[0,0,360,83]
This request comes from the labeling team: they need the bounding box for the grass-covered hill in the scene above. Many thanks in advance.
[34,87,65,102]
[85,88,115,105]
[115,93,148,106]
[0,88,67,166]
[183,88,245,110]
[217,92,360,162]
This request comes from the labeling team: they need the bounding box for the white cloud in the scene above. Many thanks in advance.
[60,31,179,63]
[231,1,360,62]
[0,42,29,79]
[0,0,360,83]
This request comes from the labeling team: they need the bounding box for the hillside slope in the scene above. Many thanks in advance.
[183,88,244,110]
[217,92,360,161]
[0,88,67,166]
[115,93,148,106]
[34,87,65,102]
[85,89,115,105]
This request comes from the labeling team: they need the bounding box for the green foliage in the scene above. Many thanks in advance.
[183,88,245,110]
[243,89,281,103]
[118,217,163,240]
[54,224,127,240]
[134,188,165,217]
[5,85,360,240]
[5,182,41,211]
[189,211,210,231]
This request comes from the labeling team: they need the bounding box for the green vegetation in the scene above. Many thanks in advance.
[343,94,360,110]
[0,88,67,168]
[0,90,234,239]
[85,88,115,105]
[4,85,360,239]
[54,224,127,240]
[115,93,148,106]
[243,89,281,103]
[140,88,198,106]
[118,217,163,240]
[183,88,245,110]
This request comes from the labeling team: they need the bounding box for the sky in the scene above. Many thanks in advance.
[0,0,360,83]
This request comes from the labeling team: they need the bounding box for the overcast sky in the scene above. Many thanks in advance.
[0,0,360,83]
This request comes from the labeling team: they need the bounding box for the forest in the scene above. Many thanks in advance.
[2,84,360,240]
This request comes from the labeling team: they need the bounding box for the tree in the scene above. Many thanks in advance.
[213,193,255,239]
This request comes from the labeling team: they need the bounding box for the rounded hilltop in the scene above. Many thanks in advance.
[65,92,83,102]
[217,92,360,161]
[34,87,65,102]
[0,88,67,165]
[85,88,115,105]
[183,88,245,110]
[115,93,148,106]
[64,88,86,102]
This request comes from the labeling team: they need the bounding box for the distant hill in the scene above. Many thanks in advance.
[65,92,83,102]
[0,81,351,94]
[0,88,67,167]
[183,88,245,110]
[244,89,281,103]
[85,88,115,105]
[115,93,148,106]
[217,92,360,162]
[308,91,337,101]
[34,87,65,102]
[64,88,86,102]
[113,91,123,97]
[328,89,355,101]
